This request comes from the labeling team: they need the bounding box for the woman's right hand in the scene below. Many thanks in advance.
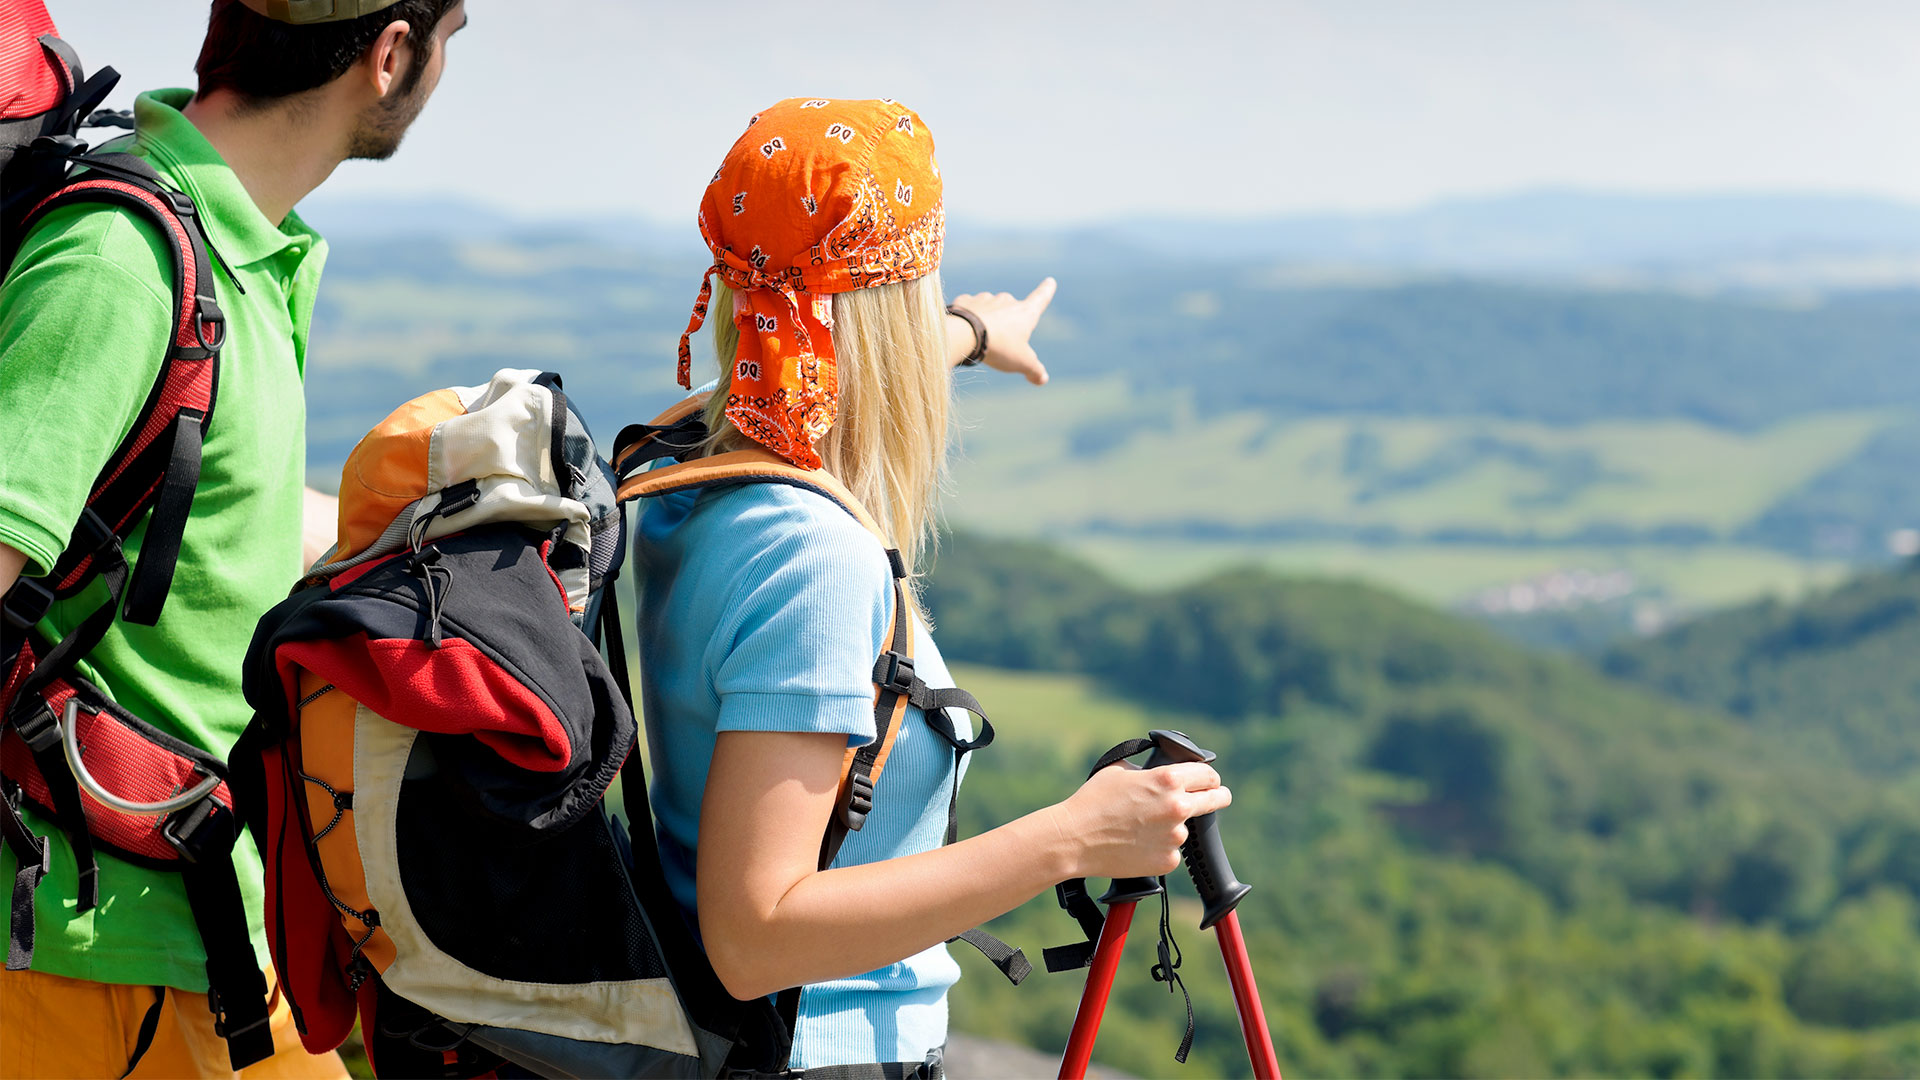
[1049,762,1232,880]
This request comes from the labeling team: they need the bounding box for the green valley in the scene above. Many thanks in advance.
[925,533,1920,1078]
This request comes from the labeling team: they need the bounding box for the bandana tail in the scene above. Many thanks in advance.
[677,267,717,390]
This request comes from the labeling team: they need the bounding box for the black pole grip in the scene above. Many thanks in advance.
[1142,729,1251,929]
[1181,808,1250,929]
[1096,730,1212,904]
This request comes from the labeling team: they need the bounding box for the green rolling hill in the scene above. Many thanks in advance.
[1604,557,1920,778]
[924,533,1920,1078]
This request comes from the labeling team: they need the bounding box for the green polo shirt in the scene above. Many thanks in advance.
[0,89,324,991]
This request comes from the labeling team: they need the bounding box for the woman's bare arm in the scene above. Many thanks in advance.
[946,278,1056,384]
[696,728,1230,1000]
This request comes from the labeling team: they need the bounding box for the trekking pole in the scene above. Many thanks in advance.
[1058,877,1158,1079]
[1149,730,1280,1080]
[1057,730,1281,1080]
[1214,908,1280,1079]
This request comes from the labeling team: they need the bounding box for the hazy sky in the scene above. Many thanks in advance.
[47,1,1920,226]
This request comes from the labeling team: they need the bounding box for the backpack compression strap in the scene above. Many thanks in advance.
[0,152,223,917]
[616,444,1030,987]
[615,448,915,861]
[19,151,223,626]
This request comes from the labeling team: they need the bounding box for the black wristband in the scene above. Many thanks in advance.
[947,305,988,367]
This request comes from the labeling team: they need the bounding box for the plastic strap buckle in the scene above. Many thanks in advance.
[875,650,916,696]
[160,797,228,865]
[27,134,84,160]
[207,986,268,1040]
[73,509,116,555]
[1,579,53,631]
[12,702,61,755]
[840,768,875,832]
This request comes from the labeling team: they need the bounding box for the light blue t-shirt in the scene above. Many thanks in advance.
[635,480,971,1069]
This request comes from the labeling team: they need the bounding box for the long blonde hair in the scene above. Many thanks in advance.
[700,273,952,590]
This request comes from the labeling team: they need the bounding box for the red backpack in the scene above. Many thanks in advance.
[0,2,268,1070]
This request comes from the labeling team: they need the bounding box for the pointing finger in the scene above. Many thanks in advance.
[1023,276,1058,315]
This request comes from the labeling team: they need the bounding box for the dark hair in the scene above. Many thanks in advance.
[195,0,458,105]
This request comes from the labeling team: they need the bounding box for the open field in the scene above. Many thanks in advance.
[1047,536,1853,609]
[943,379,1875,609]
[298,235,1920,626]
[950,378,1894,542]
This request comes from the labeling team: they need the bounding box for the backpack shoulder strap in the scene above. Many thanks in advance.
[19,153,224,626]
[618,448,915,871]
[617,409,1030,984]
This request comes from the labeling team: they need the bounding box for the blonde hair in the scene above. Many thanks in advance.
[701,273,951,592]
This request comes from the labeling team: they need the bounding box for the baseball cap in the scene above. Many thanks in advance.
[234,0,406,25]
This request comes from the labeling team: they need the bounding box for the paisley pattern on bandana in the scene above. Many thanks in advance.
[677,98,944,469]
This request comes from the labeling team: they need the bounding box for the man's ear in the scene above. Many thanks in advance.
[361,19,415,99]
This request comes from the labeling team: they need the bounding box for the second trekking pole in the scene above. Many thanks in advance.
[1055,729,1281,1080]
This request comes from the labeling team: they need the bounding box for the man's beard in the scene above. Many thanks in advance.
[347,77,430,161]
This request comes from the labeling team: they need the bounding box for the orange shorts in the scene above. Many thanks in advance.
[0,966,348,1080]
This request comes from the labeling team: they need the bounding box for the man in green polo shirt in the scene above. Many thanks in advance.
[0,2,466,1076]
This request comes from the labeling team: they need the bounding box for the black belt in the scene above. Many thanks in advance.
[722,1046,943,1080]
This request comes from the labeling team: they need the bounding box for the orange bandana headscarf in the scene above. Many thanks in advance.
[677,97,944,469]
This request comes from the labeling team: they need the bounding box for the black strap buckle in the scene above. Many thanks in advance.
[73,508,116,555]
[1,579,53,631]
[31,830,51,877]
[840,768,875,832]
[206,985,270,1042]
[27,133,85,160]
[3,790,52,879]
[12,701,61,755]
[875,650,915,696]
[160,797,231,864]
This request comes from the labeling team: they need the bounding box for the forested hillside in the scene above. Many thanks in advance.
[928,534,1920,1077]
[1605,557,1920,776]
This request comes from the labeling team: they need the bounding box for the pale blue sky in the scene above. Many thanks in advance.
[49,1,1920,225]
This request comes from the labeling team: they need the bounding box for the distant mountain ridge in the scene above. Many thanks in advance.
[1099,190,1920,276]
[302,188,1920,283]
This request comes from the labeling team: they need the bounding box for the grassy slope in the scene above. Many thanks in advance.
[952,379,1890,539]
[942,379,1876,608]
[1062,535,1851,609]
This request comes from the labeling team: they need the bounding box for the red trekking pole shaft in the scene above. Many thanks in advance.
[1058,900,1137,1080]
[1214,910,1281,1080]
[1151,730,1282,1078]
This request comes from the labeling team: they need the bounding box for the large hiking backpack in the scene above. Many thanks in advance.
[235,370,1025,1078]
[0,2,265,1070]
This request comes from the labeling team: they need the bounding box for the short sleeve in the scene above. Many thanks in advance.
[709,494,894,745]
[0,208,174,575]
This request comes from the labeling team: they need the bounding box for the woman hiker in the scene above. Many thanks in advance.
[636,97,1232,1075]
